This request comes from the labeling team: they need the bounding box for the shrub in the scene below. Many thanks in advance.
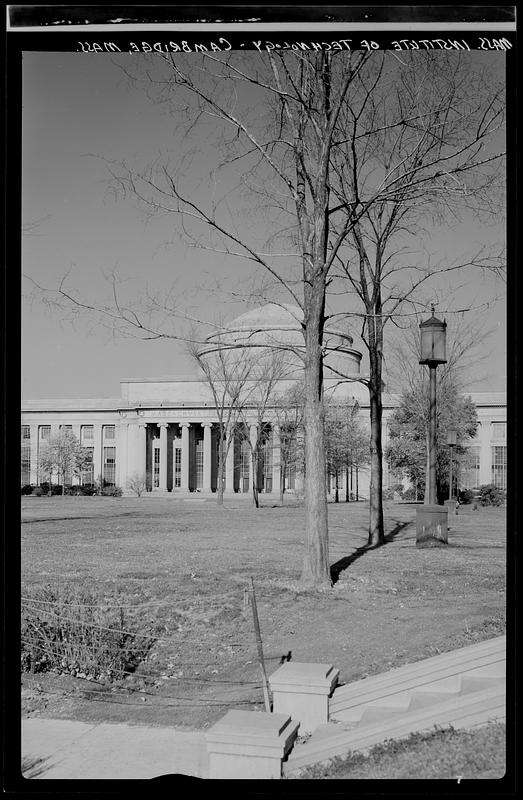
[39,482,63,496]
[32,487,43,497]
[478,484,505,507]
[21,484,34,495]
[402,486,423,501]
[458,488,476,505]
[101,485,123,497]
[21,585,156,680]
[127,473,147,497]
[64,485,99,496]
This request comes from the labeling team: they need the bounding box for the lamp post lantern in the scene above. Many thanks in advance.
[416,307,449,547]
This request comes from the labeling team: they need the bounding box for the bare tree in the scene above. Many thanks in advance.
[325,398,369,503]
[82,50,377,586]
[325,50,505,544]
[188,334,252,505]
[273,380,305,505]
[233,350,289,508]
[127,473,147,497]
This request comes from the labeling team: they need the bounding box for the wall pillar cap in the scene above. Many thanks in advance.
[206,709,298,755]
[269,662,339,695]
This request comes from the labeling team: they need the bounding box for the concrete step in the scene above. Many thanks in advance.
[334,673,501,726]
[330,636,505,718]
[284,683,505,775]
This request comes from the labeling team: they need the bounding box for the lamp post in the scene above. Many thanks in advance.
[416,306,449,547]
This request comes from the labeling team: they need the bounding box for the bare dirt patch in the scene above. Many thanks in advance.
[21,497,506,730]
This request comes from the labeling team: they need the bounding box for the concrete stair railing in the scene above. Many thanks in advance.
[283,684,505,774]
[283,636,505,776]
[204,636,505,779]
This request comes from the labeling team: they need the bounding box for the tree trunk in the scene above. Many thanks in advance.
[368,380,385,545]
[300,285,330,587]
[252,452,260,509]
[367,301,385,545]
[335,470,339,503]
[216,434,225,506]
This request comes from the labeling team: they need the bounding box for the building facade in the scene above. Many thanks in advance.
[21,306,506,496]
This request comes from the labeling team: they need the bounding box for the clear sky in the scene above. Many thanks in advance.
[22,51,506,400]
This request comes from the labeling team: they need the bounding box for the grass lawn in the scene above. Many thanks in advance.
[21,496,506,732]
[291,722,506,780]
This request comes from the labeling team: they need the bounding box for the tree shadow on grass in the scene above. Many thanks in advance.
[330,520,411,585]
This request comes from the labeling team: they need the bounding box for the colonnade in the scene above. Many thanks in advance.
[121,420,285,494]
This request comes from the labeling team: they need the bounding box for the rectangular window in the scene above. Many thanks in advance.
[39,425,51,441]
[174,446,181,488]
[21,443,31,485]
[103,425,115,440]
[61,424,72,432]
[491,446,506,490]
[81,448,94,486]
[491,422,506,440]
[461,446,480,489]
[81,425,94,444]
[103,446,116,486]
[21,425,30,440]
[153,446,160,488]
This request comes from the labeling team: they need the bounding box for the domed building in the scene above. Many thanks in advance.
[202,302,363,382]
[21,305,506,500]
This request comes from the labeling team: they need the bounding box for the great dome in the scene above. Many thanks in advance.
[202,303,362,378]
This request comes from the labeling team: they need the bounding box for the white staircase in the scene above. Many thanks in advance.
[283,636,505,776]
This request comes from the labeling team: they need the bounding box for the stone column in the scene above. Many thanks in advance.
[93,424,103,486]
[478,421,491,486]
[272,424,281,496]
[126,424,137,482]
[225,428,235,492]
[203,423,212,492]
[138,423,147,487]
[181,423,190,491]
[117,422,128,490]
[159,423,168,490]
